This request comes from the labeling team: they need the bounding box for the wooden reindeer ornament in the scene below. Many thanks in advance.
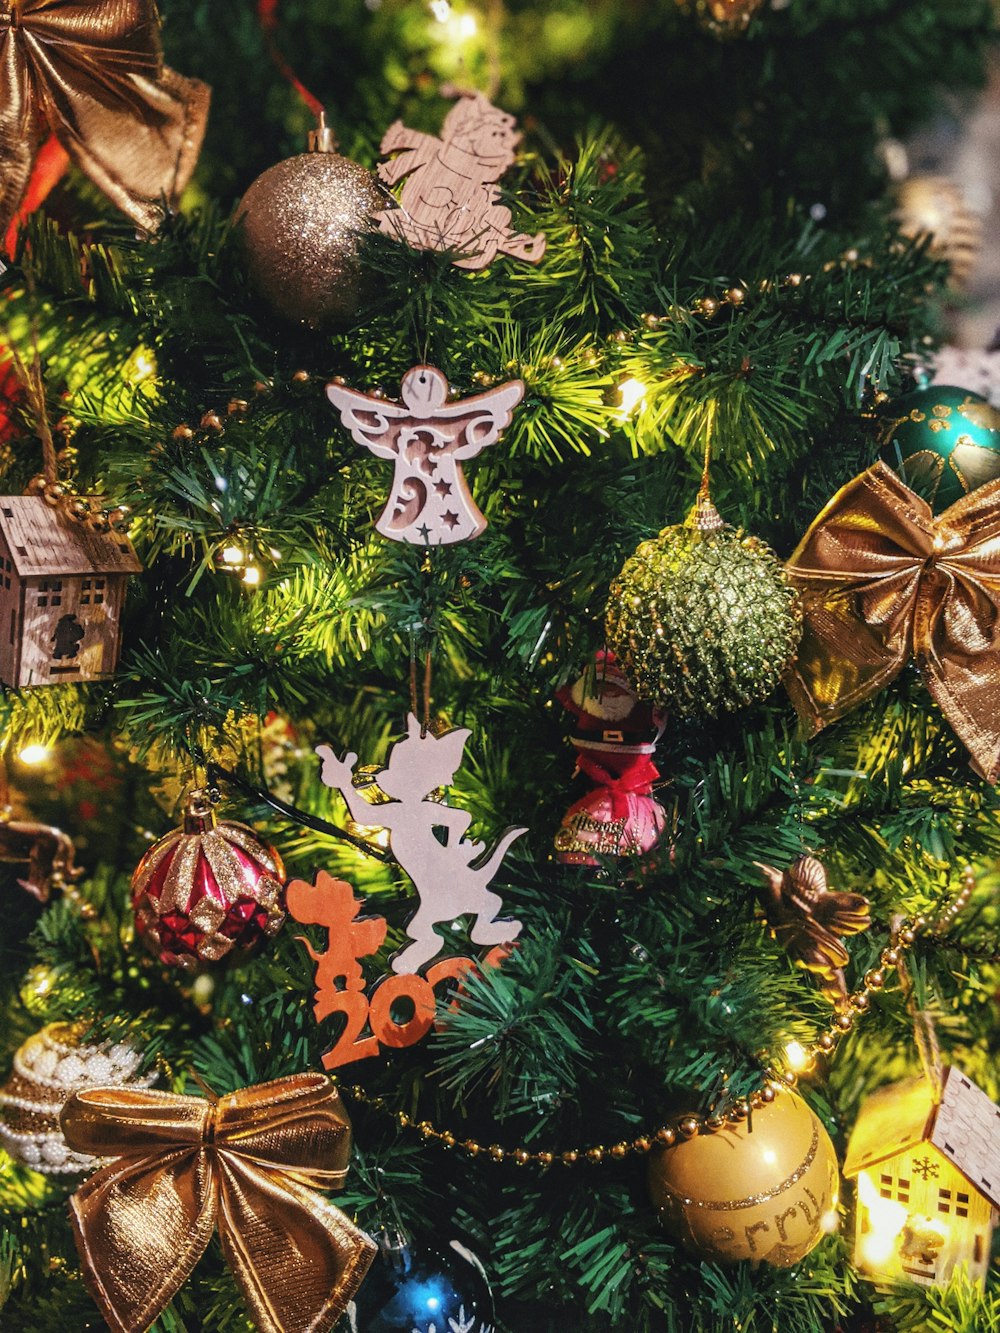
[327,365,523,544]
[377,90,546,270]
[317,714,525,975]
[0,814,83,902]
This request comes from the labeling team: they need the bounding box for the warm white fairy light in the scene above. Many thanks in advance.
[18,744,51,766]
[617,377,647,417]
[784,1040,810,1072]
[856,1171,909,1266]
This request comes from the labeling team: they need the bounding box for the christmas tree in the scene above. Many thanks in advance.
[1,1,1000,1330]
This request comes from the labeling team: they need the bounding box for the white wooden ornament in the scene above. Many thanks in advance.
[316,714,525,974]
[0,497,141,687]
[327,366,523,545]
[377,91,546,270]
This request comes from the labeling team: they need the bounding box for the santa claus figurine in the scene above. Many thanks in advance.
[553,651,667,867]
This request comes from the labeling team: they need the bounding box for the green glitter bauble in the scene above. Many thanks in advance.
[605,499,802,717]
[876,386,1000,513]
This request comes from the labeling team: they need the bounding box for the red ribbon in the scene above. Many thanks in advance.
[570,753,660,819]
[4,136,69,258]
[258,0,324,121]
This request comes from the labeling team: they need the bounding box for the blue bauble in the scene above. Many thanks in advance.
[351,1239,495,1333]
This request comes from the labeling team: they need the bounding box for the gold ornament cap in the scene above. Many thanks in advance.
[308,111,338,154]
[183,789,218,835]
[685,492,727,533]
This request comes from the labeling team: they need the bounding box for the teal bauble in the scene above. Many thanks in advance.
[876,386,1000,513]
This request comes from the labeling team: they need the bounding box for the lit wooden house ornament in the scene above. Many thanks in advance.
[0,498,141,688]
[843,1066,1000,1288]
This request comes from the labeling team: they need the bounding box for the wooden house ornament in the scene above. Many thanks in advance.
[844,1066,1000,1288]
[0,497,140,688]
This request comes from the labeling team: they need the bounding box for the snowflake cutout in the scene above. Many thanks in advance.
[417,1310,488,1333]
[912,1155,939,1180]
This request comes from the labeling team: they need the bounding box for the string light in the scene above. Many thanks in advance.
[784,1040,811,1073]
[124,346,157,385]
[242,566,262,587]
[17,744,51,766]
[617,377,647,418]
[221,546,245,567]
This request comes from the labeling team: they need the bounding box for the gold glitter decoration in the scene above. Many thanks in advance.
[647,1092,839,1265]
[605,496,802,715]
[895,175,982,286]
[236,147,386,329]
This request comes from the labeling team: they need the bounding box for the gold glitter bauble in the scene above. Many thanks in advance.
[647,1091,840,1265]
[0,1023,154,1175]
[236,149,385,329]
[605,496,801,717]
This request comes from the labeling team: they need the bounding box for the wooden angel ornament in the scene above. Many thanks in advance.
[755,854,871,1006]
[327,366,523,544]
[377,91,546,270]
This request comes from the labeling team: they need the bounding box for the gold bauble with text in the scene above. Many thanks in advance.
[647,1092,840,1265]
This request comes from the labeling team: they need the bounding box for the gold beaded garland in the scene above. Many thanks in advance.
[337,874,974,1169]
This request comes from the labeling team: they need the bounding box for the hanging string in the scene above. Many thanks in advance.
[894,913,944,1102]
[409,647,420,721]
[483,0,504,101]
[407,645,434,735]
[197,755,394,864]
[698,404,716,504]
[257,0,326,122]
[6,304,58,485]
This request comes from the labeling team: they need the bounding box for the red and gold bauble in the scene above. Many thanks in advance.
[647,1091,840,1266]
[131,791,286,969]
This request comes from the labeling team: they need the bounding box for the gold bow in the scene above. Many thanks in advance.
[60,1074,376,1333]
[784,461,1000,782]
[0,0,210,237]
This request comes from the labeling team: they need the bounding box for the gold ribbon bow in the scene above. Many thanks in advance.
[785,461,1000,782]
[60,1074,376,1333]
[0,0,210,237]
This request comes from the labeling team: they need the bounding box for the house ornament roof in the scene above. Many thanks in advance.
[843,1066,1000,1210]
[0,497,141,578]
